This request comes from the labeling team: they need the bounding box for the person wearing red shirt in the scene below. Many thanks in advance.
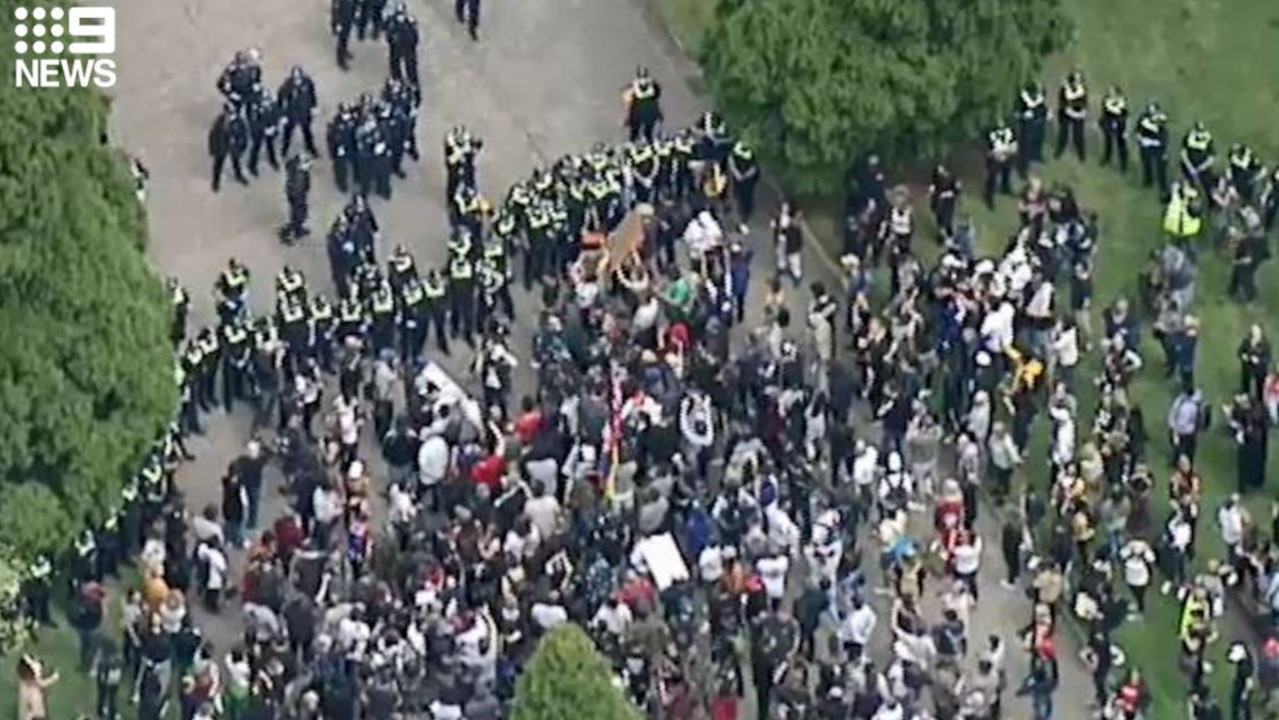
[470,432,508,492]
[513,396,544,445]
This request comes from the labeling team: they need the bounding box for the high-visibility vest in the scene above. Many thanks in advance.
[1163,193,1201,237]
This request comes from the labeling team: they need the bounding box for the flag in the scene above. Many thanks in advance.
[602,363,625,501]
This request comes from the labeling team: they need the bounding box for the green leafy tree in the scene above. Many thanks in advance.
[0,3,176,559]
[512,626,643,720]
[0,544,32,653]
[700,0,1070,195]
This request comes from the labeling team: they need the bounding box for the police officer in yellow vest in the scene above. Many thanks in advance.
[1099,86,1129,172]
[168,277,189,346]
[277,293,309,374]
[216,258,251,324]
[625,67,662,143]
[388,244,417,291]
[451,184,484,237]
[1163,181,1202,240]
[24,554,53,627]
[308,294,337,372]
[444,125,481,203]
[1136,101,1170,198]
[276,265,307,308]
[221,318,253,412]
[729,141,760,234]
[422,267,450,355]
[629,142,659,206]
[524,201,554,289]
[397,273,427,362]
[1228,143,1261,204]
[984,120,1018,209]
[449,252,477,345]
[369,274,398,354]
[1015,80,1048,165]
[1056,71,1088,160]
[194,327,221,412]
[336,285,367,344]
[1180,121,1217,197]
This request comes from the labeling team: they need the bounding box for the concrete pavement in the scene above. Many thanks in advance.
[105,0,1093,714]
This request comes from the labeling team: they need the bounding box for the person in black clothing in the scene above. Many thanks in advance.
[751,609,798,720]
[455,0,481,40]
[135,665,168,720]
[358,0,387,39]
[1099,86,1129,172]
[1056,70,1088,160]
[216,49,263,109]
[384,4,420,93]
[1083,627,1114,708]
[209,103,250,192]
[281,154,312,243]
[278,66,319,156]
[95,641,123,720]
[929,164,960,240]
[247,90,282,176]
[1228,642,1255,720]
[331,0,356,69]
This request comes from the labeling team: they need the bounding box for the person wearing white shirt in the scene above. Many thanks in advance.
[196,541,228,612]
[839,599,877,659]
[523,486,562,540]
[1120,538,1155,615]
[591,598,634,637]
[1050,319,1081,385]
[531,601,569,632]
[698,546,725,583]
[756,554,790,607]
[1161,509,1194,594]
[1218,495,1245,559]
[418,432,451,494]
[980,301,1015,354]
[951,534,982,600]
[1048,403,1076,472]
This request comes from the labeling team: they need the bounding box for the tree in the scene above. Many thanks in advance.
[700,0,1070,195]
[0,1,176,559]
[512,626,643,720]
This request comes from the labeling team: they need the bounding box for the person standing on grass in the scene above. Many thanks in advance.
[1120,536,1155,616]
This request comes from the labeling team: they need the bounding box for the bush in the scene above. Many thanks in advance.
[512,626,643,720]
[0,2,176,559]
[700,0,1070,195]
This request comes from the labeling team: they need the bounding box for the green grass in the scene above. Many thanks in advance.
[651,0,1279,715]
[0,611,114,720]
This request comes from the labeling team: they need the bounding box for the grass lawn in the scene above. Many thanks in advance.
[650,0,1279,715]
[0,610,118,720]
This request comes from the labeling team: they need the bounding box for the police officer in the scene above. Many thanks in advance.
[375,99,408,180]
[221,318,253,412]
[455,0,481,40]
[278,294,310,376]
[96,510,122,579]
[345,193,381,261]
[331,0,357,69]
[451,184,484,237]
[195,327,221,411]
[308,294,337,372]
[216,49,263,109]
[247,89,282,176]
[328,102,359,193]
[1136,101,1170,198]
[728,140,759,234]
[1015,80,1048,166]
[444,126,482,202]
[278,66,319,156]
[625,67,662,143]
[208,103,250,192]
[368,274,398,353]
[421,267,450,355]
[397,273,427,362]
[168,277,189,346]
[671,131,696,201]
[449,251,477,345]
[355,117,392,200]
[179,339,204,428]
[388,244,417,291]
[928,164,960,240]
[1056,70,1088,160]
[483,236,513,316]
[1228,143,1261,204]
[1181,120,1217,197]
[984,120,1017,209]
[281,154,312,244]
[383,78,420,160]
[358,0,388,40]
[1099,86,1129,172]
[385,4,421,94]
[216,258,251,323]
[24,555,53,628]
[72,528,99,588]
[336,286,368,345]
[628,141,658,207]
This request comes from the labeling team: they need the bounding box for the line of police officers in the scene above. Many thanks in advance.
[331,0,421,98]
[984,71,1279,222]
[324,77,420,200]
[209,52,319,193]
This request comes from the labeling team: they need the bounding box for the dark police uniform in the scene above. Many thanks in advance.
[307,295,337,372]
[1015,81,1047,165]
[388,247,417,292]
[282,155,312,242]
[221,320,253,411]
[168,279,189,346]
[385,6,421,92]
[355,119,392,200]
[337,290,367,345]
[421,270,450,355]
[445,127,481,203]
[368,279,398,353]
[216,53,262,109]
[728,141,760,228]
[448,254,477,343]
[24,556,53,627]
[1181,123,1217,197]
[208,105,250,192]
[1228,144,1261,204]
[278,67,319,156]
[454,0,481,40]
[1136,103,1170,196]
[327,104,359,193]
[928,164,959,239]
[331,0,357,68]
[247,90,282,175]
[984,123,1017,208]
[358,0,388,39]
[195,328,221,411]
[397,276,427,362]
[1056,72,1088,160]
[625,72,662,143]
[1099,87,1129,172]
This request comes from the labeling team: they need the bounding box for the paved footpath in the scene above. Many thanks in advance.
[105,0,1092,715]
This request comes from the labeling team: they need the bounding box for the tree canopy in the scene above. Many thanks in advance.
[700,0,1070,194]
[512,626,643,720]
[0,2,176,558]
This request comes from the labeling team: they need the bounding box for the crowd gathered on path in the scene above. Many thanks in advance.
[16,9,1279,720]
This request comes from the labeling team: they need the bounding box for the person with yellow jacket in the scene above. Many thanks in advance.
[1163,180,1203,240]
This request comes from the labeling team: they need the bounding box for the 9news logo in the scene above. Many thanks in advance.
[13,6,116,88]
